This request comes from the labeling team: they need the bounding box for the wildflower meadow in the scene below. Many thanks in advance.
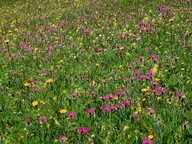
[0,0,192,143]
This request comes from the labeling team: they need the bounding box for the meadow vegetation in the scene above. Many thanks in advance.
[0,0,192,143]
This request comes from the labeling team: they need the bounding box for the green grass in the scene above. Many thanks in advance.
[0,0,192,143]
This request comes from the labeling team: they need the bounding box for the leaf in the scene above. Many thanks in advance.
[167,134,174,144]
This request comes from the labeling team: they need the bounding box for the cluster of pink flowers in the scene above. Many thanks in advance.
[101,94,114,101]
[150,54,158,63]
[101,105,122,112]
[152,87,166,95]
[137,21,155,34]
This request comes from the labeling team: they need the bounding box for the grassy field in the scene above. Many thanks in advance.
[0,0,192,143]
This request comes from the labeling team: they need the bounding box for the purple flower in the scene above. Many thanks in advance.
[151,81,158,86]
[26,120,30,125]
[39,116,47,123]
[139,56,144,61]
[106,94,114,99]
[115,90,122,96]
[101,96,108,101]
[133,71,140,76]
[59,135,67,142]
[174,56,179,61]
[146,47,152,51]
[101,105,111,112]
[123,87,129,93]
[122,101,131,107]
[142,137,152,144]
[148,108,155,115]
[86,108,95,115]
[33,88,38,93]
[176,93,184,99]
[67,111,76,117]
[114,104,121,109]
[78,127,90,135]
[71,93,76,98]
[131,113,139,119]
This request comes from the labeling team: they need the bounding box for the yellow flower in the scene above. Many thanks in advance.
[4,39,10,43]
[46,78,53,83]
[169,18,174,23]
[137,107,142,112]
[126,52,130,56]
[131,43,137,48]
[114,96,118,100]
[32,101,38,106]
[59,109,67,114]
[24,82,30,87]
[151,64,158,74]
[154,78,160,82]
[60,59,64,63]
[96,63,100,67]
[120,46,124,50]
[141,88,148,92]
[148,134,154,140]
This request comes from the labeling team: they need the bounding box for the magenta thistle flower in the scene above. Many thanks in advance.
[148,108,156,115]
[122,101,131,107]
[114,104,121,109]
[176,93,184,99]
[78,127,90,135]
[146,47,152,51]
[101,105,111,112]
[67,111,76,118]
[131,113,139,119]
[174,56,179,61]
[33,88,38,93]
[26,120,30,125]
[39,116,47,123]
[139,56,144,61]
[106,94,114,99]
[123,87,129,93]
[151,81,158,86]
[115,90,122,96]
[59,135,67,142]
[133,71,140,76]
[71,93,76,98]
[142,137,152,144]
[86,108,95,115]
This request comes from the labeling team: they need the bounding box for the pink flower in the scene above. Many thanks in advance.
[142,137,152,144]
[106,94,114,99]
[115,90,122,96]
[114,104,121,109]
[139,56,144,61]
[86,108,95,115]
[71,93,76,98]
[176,93,184,99]
[26,120,30,125]
[146,47,152,51]
[133,71,140,76]
[78,127,90,135]
[59,135,67,142]
[39,116,47,123]
[67,111,76,117]
[174,56,179,61]
[123,88,129,93]
[131,113,139,119]
[122,101,131,107]
[151,81,158,86]
[148,108,155,115]
[33,88,38,93]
